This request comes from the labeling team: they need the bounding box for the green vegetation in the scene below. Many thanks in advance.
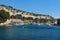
[0,10,10,23]
[0,4,55,24]
[11,14,22,19]
[11,14,54,23]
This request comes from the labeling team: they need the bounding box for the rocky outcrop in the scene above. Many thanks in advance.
[0,4,54,19]
[0,4,55,26]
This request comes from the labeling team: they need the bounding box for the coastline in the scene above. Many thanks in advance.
[0,5,56,27]
[0,20,55,26]
[0,19,12,26]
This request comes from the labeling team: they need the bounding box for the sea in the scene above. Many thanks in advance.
[0,24,60,40]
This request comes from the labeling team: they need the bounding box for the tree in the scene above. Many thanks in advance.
[10,15,15,19]
[26,17,33,23]
[11,14,22,19]
[27,17,33,20]
[15,14,22,19]
[22,17,27,20]
[40,19,47,23]
[0,10,10,23]
[33,18,39,23]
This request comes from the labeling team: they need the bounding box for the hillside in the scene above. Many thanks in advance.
[0,4,55,25]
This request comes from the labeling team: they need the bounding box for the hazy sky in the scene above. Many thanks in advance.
[0,0,60,18]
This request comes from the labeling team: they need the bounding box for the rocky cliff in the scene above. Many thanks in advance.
[0,4,55,25]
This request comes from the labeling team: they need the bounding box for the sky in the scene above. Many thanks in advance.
[0,0,60,18]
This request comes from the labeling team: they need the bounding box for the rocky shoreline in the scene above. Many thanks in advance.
[0,4,56,27]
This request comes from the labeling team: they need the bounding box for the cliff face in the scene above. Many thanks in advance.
[56,19,60,25]
[0,4,55,24]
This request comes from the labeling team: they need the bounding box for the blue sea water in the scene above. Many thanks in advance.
[0,24,60,40]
